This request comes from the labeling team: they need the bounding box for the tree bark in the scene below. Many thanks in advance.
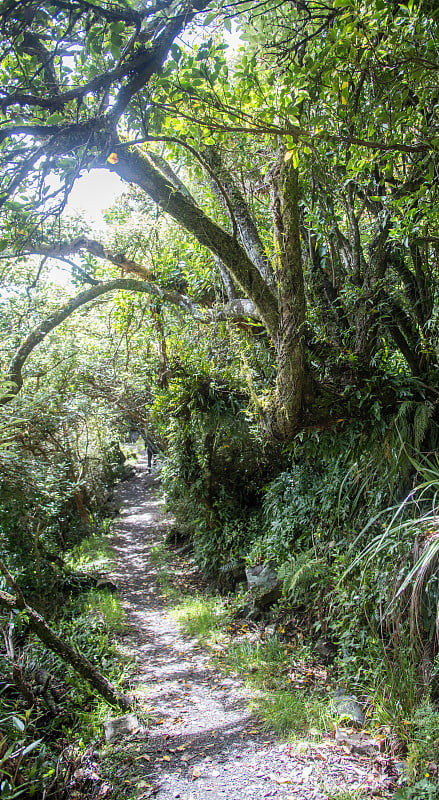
[203,147,276,290]
[270,154,308,439]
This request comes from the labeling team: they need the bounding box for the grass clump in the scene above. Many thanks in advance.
[65,528,114,572]
[254,690,329,736]
[172,594,232,640]
[78,588,127,632]
[223,635,332,738]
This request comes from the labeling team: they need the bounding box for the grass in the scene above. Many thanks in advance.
[171,591,333,740]
[221,635,332,738]
[254,690,329,735]
[65,530,114,572]
[172,594,232,640]
[149,546,337,743]
[80,588,127,632]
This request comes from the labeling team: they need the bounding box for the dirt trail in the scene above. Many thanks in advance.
[106,454,394,800]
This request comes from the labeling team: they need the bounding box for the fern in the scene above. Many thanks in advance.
[413,402,433,452]
[278,549,325,602]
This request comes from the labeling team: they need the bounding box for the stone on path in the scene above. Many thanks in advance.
[103,713,141,743]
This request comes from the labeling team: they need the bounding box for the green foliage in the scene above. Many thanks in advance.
[348,452,439,650]
[156,371,276,575]
[65,529,114,574]
[220,635,331,737]
[394,780,439,800]
[0,709,54,800]
[325,791,364,800]
[79,589,126,633]
[0,582,129,798]
[405,700,439,783]
[254,690,326,736]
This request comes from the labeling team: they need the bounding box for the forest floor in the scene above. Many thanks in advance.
[86,453,398,800]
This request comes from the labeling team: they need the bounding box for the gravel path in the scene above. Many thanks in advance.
[103,454,396,800]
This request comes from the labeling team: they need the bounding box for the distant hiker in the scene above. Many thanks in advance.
[146,444,154,472]
[143,433,159,473]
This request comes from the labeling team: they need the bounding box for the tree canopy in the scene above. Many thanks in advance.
[0,0,437,439]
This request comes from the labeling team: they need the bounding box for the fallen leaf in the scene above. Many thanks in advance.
[301,765,313,782]
[192,767,202,779]
[270,774,291,784]
[163,755,170,761]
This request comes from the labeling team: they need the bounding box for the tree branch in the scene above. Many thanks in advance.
[0,560,131,710]
[1,278,261,404]
[108,148,280,337]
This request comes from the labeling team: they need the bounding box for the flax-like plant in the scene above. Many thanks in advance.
[346,452,439,648]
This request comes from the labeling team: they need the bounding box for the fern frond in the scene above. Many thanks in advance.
[278,549,325,602]
[413,402,433,452]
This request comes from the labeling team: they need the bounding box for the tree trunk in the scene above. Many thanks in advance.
[270,153,308,439]
[0,585,132,710]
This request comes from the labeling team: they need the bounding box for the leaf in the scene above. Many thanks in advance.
[21,739,42,757]
[192,767,202,778]
[107,153,118,164]
[270,774,291,784]
[12,716,25,732]
[46,112,63,124]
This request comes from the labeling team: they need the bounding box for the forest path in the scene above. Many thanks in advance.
[106,453,392,800]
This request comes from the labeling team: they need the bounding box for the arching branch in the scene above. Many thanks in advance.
[108,148,280,337]
[1,278,260,405]
[21,237,157,281]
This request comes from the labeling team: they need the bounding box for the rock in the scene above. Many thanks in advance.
[219,560,246,587]
[103,714,141,743]
[315,638,336,659]
[335,728,381,755]
[96,577,118,592]
[245,564,282,608]
[332,688,365,727]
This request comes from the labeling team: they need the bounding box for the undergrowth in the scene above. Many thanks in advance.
[172,594,232,639]
[171,592,333,739]
[0,525,131,799]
